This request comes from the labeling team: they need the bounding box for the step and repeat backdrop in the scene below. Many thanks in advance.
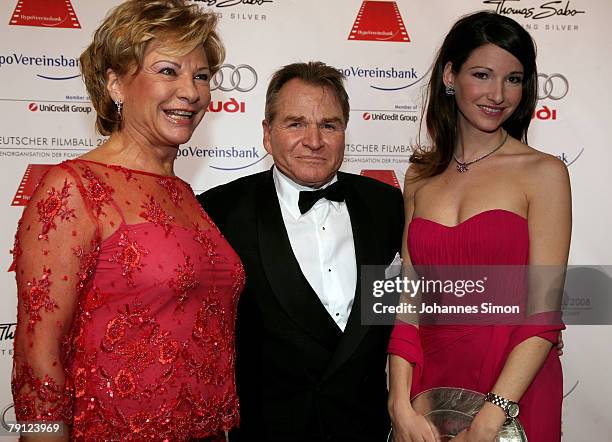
[0,0,610,439]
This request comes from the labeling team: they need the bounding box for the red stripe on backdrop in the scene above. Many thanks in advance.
[348,1,410,43]
[360,169,400,188]
[12,164,53,207]
[9,0,81,29]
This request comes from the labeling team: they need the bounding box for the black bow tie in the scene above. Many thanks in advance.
[298,181,345,214]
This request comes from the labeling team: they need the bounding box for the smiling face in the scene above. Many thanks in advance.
[263,78,346,188]
[444,43,524,136]
[108,39,211,149]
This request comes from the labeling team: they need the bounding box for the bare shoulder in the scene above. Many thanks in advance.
[403,163,429,200]
[525,148,569,187]
[511,142,570,196]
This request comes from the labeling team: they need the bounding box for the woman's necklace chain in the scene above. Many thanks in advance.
[453,130,509,173]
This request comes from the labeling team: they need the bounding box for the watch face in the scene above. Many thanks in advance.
[508,403,520,418]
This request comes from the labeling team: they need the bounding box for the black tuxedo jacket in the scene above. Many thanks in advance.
[198,170,404,442]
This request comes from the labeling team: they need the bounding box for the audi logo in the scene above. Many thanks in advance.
[1,403,14,431]
[211,64,258,92]
[537,73,569,100]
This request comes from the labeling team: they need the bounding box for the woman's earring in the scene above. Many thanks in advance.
[115,100,123,118]
[445,84,455,96]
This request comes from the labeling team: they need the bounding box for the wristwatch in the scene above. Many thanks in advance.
[484,392,520,422]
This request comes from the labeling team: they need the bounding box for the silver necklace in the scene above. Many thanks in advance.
[453,130,509,173]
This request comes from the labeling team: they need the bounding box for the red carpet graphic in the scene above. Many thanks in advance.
[348,1,410,43]
[9,0,81,29]
[360,169,400,188]
[12,164,52,206]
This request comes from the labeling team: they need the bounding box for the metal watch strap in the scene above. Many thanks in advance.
[484,392,519,419]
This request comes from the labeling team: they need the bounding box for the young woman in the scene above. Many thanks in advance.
[387,11,571,442]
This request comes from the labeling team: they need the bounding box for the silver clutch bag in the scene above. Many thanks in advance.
[388,387,527,441]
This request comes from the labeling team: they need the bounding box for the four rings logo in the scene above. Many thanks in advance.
[1,403,14,431]
[211,64,258,92]
[538,73,569,100]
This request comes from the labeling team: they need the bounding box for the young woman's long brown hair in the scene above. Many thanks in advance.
[411,11,539,179]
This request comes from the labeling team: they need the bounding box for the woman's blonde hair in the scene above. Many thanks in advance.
[80,0,225,135]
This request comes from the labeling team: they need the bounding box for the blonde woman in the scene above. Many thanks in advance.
[11,1,243,440]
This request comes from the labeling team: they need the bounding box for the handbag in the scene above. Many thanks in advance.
[388,387,527,441]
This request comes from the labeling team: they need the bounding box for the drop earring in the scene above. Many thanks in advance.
[115,99,123,118]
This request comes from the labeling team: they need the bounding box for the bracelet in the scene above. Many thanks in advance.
[484,392,520,421]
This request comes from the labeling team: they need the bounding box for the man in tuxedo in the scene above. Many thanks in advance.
[198,62,404,442]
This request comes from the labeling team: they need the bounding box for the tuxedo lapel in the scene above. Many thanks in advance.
[322,173,380,379]
[256,171,342,350]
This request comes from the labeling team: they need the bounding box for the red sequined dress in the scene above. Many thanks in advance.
[11,159,244,441]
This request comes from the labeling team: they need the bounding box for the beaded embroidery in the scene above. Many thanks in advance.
[140,196,175,236]
[157,177,184,206]
[73,241,100,290]
[12,362,73,421]
[108,231,149,287]
[22,267,56,331]
[81,167,114,216]
[37,178,75,240]
[169,255,199,308]
[193,224,219,265]
[10,225,23,262]
[108,164,134,182]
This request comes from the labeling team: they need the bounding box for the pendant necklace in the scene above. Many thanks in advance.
[453,130,509,173]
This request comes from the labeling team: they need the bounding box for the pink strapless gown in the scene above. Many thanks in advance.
[388,209,563,441]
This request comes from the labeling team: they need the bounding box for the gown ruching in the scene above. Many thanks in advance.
[388,209,563,441]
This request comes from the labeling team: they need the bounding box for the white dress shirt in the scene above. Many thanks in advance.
[273,167,357,331]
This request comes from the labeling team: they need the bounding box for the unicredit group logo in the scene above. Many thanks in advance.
[9,0,81,29]
[27,102,92,114]
[362,111,417,123]
[348,1,410,43]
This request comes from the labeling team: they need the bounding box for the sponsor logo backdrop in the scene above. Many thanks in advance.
[0,0,610,439]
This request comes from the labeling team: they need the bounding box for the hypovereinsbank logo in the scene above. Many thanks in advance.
[0,53,80,81]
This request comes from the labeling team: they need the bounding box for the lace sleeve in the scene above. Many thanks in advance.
[11,163,99,425]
